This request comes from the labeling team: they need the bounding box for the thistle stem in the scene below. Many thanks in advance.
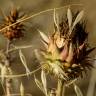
[5,40,12,96]
[6,79,11,96]
[56,79,65,96]
[49,89,56,96]
[6,40,11,56]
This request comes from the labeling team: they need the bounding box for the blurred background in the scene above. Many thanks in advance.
[0,0,96,96]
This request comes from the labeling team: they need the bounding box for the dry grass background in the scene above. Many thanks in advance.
[0,0,96,96]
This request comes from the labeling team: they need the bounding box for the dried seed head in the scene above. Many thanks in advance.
[0,7,25,40]
[39,8,95,81]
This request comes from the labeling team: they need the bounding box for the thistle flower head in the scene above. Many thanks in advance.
[39,8,95,81]
[0,7,25,40]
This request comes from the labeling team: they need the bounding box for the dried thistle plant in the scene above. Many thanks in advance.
[0,4,95,96]
[0,7,26,41]
[39,8,95,80]
[0,7,32,96]
[36,8,95,96]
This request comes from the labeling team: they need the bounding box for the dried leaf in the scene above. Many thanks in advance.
[53,8,59,32]
[74,84,83,96]
[15,45,32,49]
[20,82,24,96]
[19,50,30,77]
[67,8,72,28]
[34,75,44,93]
[41,40,48,49]
[72,10,84,29]
[8,45,32,52]
[41,70,47,96]
[38,30,49,43]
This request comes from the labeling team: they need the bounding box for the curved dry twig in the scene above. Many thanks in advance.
[0,4,83,32]
[0,66,41,78]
